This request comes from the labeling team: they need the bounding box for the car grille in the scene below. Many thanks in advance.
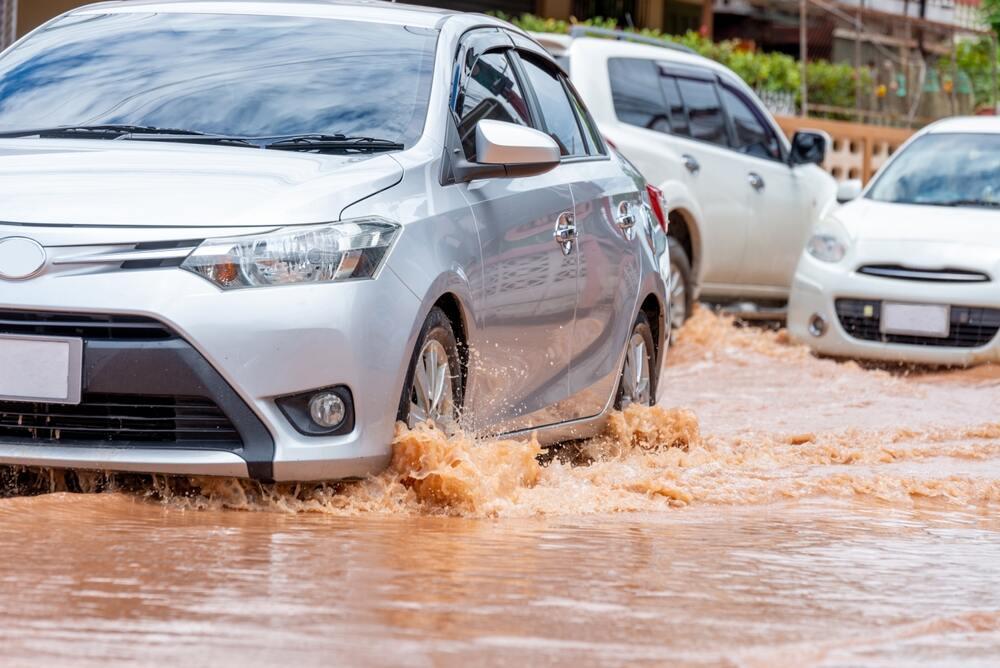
[0,310,172,341]
[835,299,1000,348]
[0,394,241,446]
[857,265,991,283]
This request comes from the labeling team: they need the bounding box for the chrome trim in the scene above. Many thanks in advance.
[857,266,990,283]
[51,247,196,266]
[0,445,249,477]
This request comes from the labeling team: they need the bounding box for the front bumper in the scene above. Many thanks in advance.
[0,263,422,481]
[788,255,1000,366]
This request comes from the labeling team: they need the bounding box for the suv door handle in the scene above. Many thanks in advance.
[748,172,765,191]
[553,212,576,256]
[616,200,636,240]
[682,154,700,174]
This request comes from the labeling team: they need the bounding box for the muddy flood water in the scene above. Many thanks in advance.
[2,310,1000,667]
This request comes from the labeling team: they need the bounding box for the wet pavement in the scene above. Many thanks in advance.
[2,309,999,666]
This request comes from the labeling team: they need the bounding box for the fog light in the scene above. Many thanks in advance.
[808,313,827,337]
[276,385,354,436]
[309,392,346,428]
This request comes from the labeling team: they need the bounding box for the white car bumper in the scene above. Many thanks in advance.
[788,254,1000,366]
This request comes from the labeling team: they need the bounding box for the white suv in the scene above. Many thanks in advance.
[536,28,838,327]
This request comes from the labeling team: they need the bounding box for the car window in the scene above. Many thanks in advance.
[675,78,729,147]
[456,51,532,161]
[0,12,437,146]
[719,85,782,161]
[660,75,690,137]
[566,81,606,155]
[519,57,587,157]
[607,58,671,133]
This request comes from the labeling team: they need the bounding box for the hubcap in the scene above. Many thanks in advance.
[620,331,652,408]
[669,262,687,329]
[407,339,456,430]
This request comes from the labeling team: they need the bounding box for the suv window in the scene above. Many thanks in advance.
[719,85,782,161]
[456,51,532,161]
[675,78,728,147]
[520,57,587,157]
[607,58,670,133]
[660,75,689,136]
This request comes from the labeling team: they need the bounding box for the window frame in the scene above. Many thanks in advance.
[716,80,787,163]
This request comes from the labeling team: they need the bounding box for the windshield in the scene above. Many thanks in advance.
[0,12,438,146]
[867,133,1000,208]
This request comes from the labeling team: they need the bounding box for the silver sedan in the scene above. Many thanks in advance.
[0,0,668,481]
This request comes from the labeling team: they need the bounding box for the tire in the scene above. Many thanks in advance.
[615,312,656,410]
[397,307,464,430]
[667,237,693,334]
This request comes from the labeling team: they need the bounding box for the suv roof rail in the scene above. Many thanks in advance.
[567,26,696,55]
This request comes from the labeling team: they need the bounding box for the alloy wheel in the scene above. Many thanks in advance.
[620,331,652,408]
[407,338,457,430]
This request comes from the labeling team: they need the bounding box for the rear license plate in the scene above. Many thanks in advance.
[0,335,83,404]
[880,302,951,338]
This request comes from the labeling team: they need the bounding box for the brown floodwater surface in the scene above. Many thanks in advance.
[2,309,999,666]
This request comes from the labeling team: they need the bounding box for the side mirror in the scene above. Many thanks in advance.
[789,130,828,166]
[836,178,863,203]
[453,120,560,182]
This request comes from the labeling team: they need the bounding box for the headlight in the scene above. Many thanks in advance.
[181,218,400,289]
[806,233,847,263]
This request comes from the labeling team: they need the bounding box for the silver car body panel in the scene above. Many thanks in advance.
[0,2,667,481]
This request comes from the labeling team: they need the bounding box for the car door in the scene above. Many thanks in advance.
[513,50,642,420]
[717,82,809,289]
[450,33,579,435]
[659,67,752,287]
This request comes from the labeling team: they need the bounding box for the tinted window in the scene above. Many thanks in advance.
[520,58,587,156]
[607,58,670,133]
[457,51,532,161]
[0,13,437,145]
[567,82,605,155]
[675,78,728,146]
[720,86,781,160]
[660,75,689,136]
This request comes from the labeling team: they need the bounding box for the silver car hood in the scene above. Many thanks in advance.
[0,138,403,227]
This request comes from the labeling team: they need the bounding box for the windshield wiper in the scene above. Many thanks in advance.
[0,125,256,147]
[936,198,1000,209]
[264,134,405,153]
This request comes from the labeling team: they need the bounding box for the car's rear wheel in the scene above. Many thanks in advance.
[616,313,655,409]
[668,237,693,333]
[398,306,463,431]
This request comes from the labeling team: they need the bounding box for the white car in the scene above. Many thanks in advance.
[534,28,838,327]
[788,116,1000,366]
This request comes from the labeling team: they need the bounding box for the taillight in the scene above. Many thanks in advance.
[645,183,667,231]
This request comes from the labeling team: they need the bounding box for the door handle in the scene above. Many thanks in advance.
[616,200,637,240]
[748,172,765,191]
[681,154,700,174]
[553,212,576,256]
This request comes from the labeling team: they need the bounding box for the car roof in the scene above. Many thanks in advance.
[70,0,459,29]
[923,115,1000,135]
[532,32,729,76]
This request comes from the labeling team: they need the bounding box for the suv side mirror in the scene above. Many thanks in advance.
[789,130,828,166]
[453,120,560,182]
[836,178,863,203]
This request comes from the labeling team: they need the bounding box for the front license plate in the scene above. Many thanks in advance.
[880,302,951,338]
[0,335,83,404]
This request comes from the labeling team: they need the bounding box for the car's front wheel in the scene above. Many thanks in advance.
[615,313,656,409]
[398,306,463,431]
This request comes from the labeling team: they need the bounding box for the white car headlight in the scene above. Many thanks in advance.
[806,233,847,263]
[181,218,400,289]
